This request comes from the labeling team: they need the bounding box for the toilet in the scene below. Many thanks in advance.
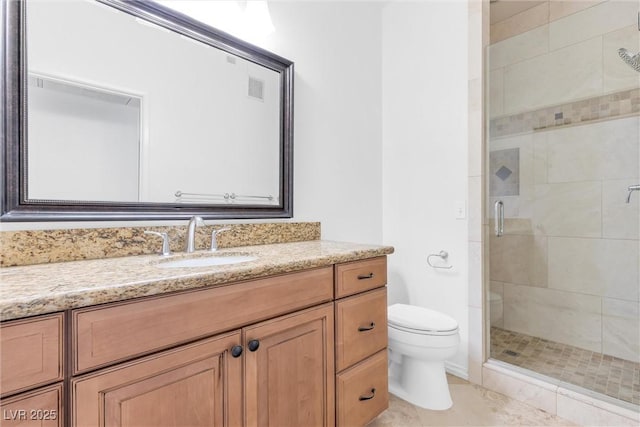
[387,304,460,410]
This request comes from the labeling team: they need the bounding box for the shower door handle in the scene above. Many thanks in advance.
[494,200,504,237]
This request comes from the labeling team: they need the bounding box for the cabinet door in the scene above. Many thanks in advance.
[1,313,63,397]
[0,384,63,427]
[72,332,242,427]
[244,303,335,427]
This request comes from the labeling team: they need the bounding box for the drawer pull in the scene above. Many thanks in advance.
[231,345,243,358]
[358,322,376,332]
[357,273,374,280]
[359,388,376,401]
[248,339,260,352]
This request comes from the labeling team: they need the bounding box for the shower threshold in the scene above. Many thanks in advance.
[490,327,639,406]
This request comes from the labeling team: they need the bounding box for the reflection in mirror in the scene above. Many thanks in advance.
[27,0,280,205]
[1,0,293,221]
[28,74,142,202]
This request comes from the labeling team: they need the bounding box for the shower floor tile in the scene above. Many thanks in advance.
[490,327,640,406]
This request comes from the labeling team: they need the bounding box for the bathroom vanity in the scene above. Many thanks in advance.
[0,240,393,427]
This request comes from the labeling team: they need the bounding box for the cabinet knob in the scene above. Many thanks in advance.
[248,339,260,352]
[358,322,375,332]
[359,388,376,401]
[231,345,243,358]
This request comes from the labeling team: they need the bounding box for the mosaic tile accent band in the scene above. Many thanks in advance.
[490,88,640,138]
[0,222,321,267]
[491,327,640,406]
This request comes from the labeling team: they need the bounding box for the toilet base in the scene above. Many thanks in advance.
[388,357,453,410]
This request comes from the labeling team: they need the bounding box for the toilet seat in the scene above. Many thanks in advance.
[388,304,459,336]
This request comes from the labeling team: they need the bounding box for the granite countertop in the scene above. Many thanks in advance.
[0,240,394,321]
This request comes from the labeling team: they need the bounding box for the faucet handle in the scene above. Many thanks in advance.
[210,227,231,251]
[144,231,171,256]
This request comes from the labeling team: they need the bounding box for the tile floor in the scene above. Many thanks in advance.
[369,375,575,426]
[491,327,640,405]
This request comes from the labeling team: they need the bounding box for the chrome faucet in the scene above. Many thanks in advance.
[627,185,640,203]
[185,216,205,253]
[210,227,231,251]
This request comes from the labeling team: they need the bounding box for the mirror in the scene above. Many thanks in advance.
[1,0,294,221]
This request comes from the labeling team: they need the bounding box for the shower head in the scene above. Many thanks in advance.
[618,48,640,72]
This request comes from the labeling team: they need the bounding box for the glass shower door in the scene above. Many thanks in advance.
[486,0,640,406]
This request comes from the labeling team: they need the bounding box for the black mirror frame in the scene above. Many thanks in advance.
[1,0,293,222]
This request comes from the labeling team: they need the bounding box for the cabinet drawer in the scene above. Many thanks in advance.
[336,350,388,427]
[0,384,63,427]
[1,314,63,397]
[73,266,333,373]
[335,257,387,298]
[335,288,387,372]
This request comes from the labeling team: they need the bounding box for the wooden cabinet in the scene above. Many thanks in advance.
[0,384,63,427]
[244,303,335,427]
[0,314,64,427]
[72,331,242,427]
[334,258,389,427]
[335,257,387,298]
[335,288,387,372]
[0,314,63,397]
[336,351,388,427]
[73,267,333,374]
[1,256,389,427]
[72,304,335,427]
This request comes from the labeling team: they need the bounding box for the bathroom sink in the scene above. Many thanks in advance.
[157,255,257,269]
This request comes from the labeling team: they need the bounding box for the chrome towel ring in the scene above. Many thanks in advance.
[427,251,453,269]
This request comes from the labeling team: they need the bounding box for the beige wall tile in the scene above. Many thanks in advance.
[490,281,504,327]
[489,25,549,70]
[490,234,547,287]
[489,218,535,235]
[504,37,603,115]
[602,298,640,362]
[468,0,483,81]
[549,1,605,22]
[469,241,483,308]
[491,2,550,45]
[533,182,602,237]
[533,132,548,184]
[546,117,640,183]
[549,0,639,51]
[468,306,484,385]
[603,179,640,240]
[469,108,483,178]
[469,176,483,242]
[547,237,640,301]
[488,68,504,118]
[503,283,602,352]
[604,24,640,94]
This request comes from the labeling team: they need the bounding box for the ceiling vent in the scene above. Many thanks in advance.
[248,76,264,101]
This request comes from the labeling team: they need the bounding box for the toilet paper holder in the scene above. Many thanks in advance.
[427,250,453,269]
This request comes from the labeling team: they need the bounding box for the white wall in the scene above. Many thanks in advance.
[382,1,470,376]
[263,1,384,244]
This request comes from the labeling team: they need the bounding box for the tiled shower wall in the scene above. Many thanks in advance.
[487,0,640,363]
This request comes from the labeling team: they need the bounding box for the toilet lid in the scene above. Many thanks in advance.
[388,304,458,333]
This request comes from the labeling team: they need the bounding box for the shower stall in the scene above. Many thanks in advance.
[486,0,640,409]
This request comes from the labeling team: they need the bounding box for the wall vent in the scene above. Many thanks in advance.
[248,76,264,101]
